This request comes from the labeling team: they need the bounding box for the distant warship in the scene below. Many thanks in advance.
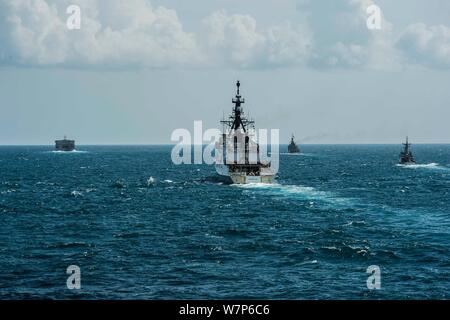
[399,137,415,164]
[288,134,300,153]
[55,136,75,151]
[215,81,275,184]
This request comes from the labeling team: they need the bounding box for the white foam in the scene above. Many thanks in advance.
[236,183,353,207]
[397,163,447,170]
[299,259,318,265]
[322,246,341,251]
[70,190,83,197]
[239,183,325,197]
[49,150,87,154]
[1,189,16,194]
[147,177,156,186]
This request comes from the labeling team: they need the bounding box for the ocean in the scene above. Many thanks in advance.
[0,144,449,299]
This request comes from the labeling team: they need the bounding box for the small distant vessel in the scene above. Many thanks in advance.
[399,137,415,165]
[55,136,75,151]
[288,134,300,153]
[215,81,276,184]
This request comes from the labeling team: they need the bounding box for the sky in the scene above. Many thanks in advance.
[1,0,450,145]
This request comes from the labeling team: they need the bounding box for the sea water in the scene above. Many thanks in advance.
[0,144,449,299]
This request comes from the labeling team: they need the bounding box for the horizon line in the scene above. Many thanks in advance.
[2,142,450,147]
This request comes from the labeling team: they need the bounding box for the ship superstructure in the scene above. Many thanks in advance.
[55,136,75,151]
[215,81,275,184]
[399,136,415,164]
[288,134,300,153]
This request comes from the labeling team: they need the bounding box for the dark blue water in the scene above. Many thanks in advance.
[0,145,449,299]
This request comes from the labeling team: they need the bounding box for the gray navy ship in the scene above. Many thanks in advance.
[55,136,75,151]
[399,136,415,165]
[215,81,276,184]
[287,134,300,153]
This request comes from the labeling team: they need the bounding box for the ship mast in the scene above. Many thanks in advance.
[221,81,254,133]
[403,136,410,153]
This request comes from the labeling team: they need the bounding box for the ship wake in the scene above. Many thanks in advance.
[236,183,353,207]
[279,152,313,156]
[397,163,447,170]
[49,150,87,154]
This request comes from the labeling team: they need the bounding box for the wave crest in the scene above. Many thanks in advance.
[397,163,448,170]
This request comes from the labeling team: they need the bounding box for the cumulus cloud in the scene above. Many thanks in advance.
[201,10,266,67]
[397,23,450,67]
[266,21,312,66]
[0,0,199,67]
[0,0,312,68]
[201,10,312,68]
[301,0,402,69]
[0,0,449,70]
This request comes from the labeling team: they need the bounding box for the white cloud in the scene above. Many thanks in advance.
[201,10,266,67]
[302,0,402,70]
[0,0,449,70]
[329,42,366,67]
[0,0,200,67]
[0,1,313,69]
[202,10,312,68]
[266,21,312,66]
[0,0,68,64]
[397,23,450,67]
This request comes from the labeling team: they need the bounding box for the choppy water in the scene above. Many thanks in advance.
[0,145,449,299]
